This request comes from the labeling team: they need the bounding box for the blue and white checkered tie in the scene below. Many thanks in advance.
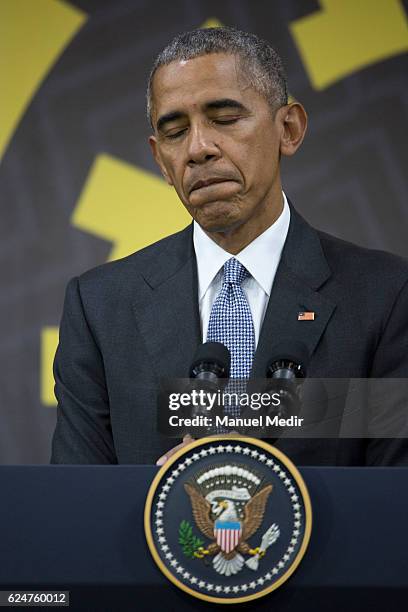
[207,257,255,379]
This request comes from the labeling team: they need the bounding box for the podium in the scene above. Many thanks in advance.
[0,466,407,611]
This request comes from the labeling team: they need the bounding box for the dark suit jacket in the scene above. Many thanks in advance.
[51,205,408,465]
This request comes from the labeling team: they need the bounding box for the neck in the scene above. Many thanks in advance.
[203,191,284,255]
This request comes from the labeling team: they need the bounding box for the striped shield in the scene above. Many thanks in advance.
[214,520,242,554]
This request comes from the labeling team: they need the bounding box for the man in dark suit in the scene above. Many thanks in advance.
[51,28,408,466]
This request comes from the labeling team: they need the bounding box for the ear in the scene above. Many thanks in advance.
[278,103,308,157]
[148,135,173,185]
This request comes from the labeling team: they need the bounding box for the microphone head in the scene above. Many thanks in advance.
[266,340,310,379]
[189,342,231,379]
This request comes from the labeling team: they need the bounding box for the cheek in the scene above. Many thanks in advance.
[160,156,191,202]
[160,153,182,184]
[248,136,280,177]
[232,129,278,173]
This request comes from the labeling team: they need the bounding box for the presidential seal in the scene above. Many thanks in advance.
[144,437,312,604]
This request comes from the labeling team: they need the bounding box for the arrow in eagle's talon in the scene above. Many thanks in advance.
[245,524,280,571]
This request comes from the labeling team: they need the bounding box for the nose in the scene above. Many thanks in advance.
[186,122,220,166]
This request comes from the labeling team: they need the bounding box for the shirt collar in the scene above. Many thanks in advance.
[193,191,290,300]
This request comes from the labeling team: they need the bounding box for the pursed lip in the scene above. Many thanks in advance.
[189,177,234,194]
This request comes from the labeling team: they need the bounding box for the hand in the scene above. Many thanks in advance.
[155,431,243,466]
[156,434,195,466]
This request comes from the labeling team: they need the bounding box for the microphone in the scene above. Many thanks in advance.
[158,343,231,438]
[265,340,310,420]
[238,341,310,437]
[266,340,309,381]
[188,342,231,425]
[266,341,330,434]
[189,341,231,383]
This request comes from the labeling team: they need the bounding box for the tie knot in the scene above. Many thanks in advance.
[223,257,249,286]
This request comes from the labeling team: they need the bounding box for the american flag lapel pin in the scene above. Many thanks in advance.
[298,311,315,321]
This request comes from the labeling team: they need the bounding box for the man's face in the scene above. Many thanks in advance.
[149,53,287,235]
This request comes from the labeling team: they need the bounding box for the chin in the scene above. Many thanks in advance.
[192,201,240,233]
[196,216,239,234]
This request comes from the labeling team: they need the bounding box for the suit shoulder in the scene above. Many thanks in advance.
[318,230,408,282]
[77,225,191,288]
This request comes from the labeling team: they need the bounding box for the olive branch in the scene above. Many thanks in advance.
[178,520,204,558]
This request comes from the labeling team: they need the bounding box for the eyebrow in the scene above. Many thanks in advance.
[156,98,248,132]
[157,111,184,133]
[205,98,247,112]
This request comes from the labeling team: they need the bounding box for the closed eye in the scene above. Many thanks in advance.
[164,117,240,139]
[214,117,240,125]
[165,129,187,139]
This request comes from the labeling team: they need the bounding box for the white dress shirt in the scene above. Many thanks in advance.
[193,192,290,347]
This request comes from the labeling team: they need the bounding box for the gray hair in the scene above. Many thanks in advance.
[146,27,288,126]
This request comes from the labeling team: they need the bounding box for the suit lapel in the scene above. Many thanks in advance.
[251,206,337,377]
[132,225,201,378]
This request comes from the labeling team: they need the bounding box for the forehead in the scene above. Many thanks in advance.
[151,53,257,117]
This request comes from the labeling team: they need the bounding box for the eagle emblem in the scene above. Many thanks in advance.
[145,438,312,603]
[182,464,280,576]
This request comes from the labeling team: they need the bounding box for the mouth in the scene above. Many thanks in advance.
[189,177,234,194]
